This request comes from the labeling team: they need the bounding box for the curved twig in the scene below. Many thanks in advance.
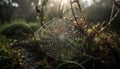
[56,60,86,69]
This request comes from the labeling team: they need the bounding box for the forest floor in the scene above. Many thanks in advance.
[12,40,57,69]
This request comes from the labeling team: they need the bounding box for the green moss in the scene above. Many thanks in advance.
[0,20,39,39]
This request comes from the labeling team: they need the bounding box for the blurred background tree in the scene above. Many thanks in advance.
[0,0,119,33]
[0,0,14,23]
[0,0,39,23]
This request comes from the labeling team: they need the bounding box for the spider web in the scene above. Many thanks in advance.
[34,18,85,60]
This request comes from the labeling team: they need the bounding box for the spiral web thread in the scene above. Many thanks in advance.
[34,18,85,60]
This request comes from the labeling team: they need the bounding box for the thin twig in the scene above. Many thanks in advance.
[110,4,115,19]
[80,58,92,64]
[76,0,86,21]
[99,2,120,33]
[70,0,87,37]
[99,9,120,33]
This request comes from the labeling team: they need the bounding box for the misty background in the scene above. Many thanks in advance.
[0,0,120,33]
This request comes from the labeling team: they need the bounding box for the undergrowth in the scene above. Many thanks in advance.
[0,0,120,69]
[0,35,23,69]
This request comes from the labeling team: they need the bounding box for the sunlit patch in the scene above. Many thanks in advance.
[4,0,9,4]
[38,0,41,5]
[53,0,70,5]
[31,2,35,6]
[12,2,19,7]
[31,2,35,9]
[81,0,94,8]
[54,0,57,2]
[95,0,100,3]
[50,3,54,7]
[61,0,67,5]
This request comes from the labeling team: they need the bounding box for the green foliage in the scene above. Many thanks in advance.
[28,23,40,31]
[0,0,120,69]
[0,20,39,39]
[0,36,23,69]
